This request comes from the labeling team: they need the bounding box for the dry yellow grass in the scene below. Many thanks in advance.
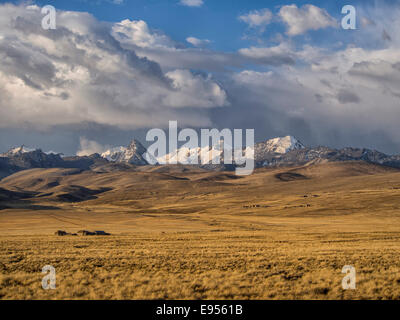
[1,161,400,299]
[1,231,400,299]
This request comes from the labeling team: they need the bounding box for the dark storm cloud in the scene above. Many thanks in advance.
[336,89,361,104]
[1,3,400,155]
[0,4,228,132]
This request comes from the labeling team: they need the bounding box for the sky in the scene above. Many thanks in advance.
[0,0,400,155]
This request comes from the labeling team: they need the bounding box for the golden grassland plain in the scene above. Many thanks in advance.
[1,161,400,299]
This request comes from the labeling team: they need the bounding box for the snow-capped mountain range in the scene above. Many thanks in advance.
[99,136,305,166]
[1,136,400,179]
[156,140,233,165]
[100,140,155,165]
[254,136,305,155]
[1,145,60,157]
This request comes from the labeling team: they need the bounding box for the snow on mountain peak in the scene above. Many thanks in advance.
[1,146,62,157]
[7,146,35,155]
[101,139,155,165]
[98,135,304,166]
[255,136,305,156]
[157,139,234,165]
[1,145,38,157]
[101,146,127,162]
[265,136,305,154]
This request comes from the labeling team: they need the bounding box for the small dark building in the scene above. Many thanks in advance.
[94,231,111,236]
[77,230,95,236]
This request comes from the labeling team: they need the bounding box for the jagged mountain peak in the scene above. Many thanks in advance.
[254,136,305,158]
[2,135,400,178]
[2,145,36,157]
[101,139,154,165]
[1,145,61,158]
[127,139,147,154]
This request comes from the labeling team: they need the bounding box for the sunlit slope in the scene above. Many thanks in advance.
[0,161,400,235]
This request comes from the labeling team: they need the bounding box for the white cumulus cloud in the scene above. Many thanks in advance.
[112,19,176,49]
[279,4,337,36]
[0,4,228,130]
[77,137,108,156]
[186,37,210,47]
[238,8,273,31]
[238,43,296,65]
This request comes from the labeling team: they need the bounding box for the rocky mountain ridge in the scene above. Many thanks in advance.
[1,136,400,179]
